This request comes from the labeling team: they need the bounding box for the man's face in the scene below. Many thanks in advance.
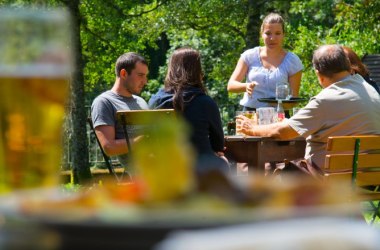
[122,62,148,95]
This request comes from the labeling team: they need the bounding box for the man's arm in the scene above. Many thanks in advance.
[95,125,129,156]
[237,116,300,140]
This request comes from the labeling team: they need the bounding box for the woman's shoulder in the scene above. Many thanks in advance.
[193,94,219,109]
[283,50,303,70]
[148,88,173,109]
[241,47,261,65]
[285,50,301,60]
[241,46,260,57]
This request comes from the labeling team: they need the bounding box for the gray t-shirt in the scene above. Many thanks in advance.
[91,90,148,169]
[91,90,148,139]
[287,74,380,168]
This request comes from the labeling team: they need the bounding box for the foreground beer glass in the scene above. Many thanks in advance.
[0,8,72,193]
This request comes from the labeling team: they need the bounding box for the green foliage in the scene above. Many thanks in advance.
[288,0,380,101]
[79,0,166,105]
[331,0,380,55]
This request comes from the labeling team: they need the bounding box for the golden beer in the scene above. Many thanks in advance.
[0,8,71,193]
[0,76,69,192]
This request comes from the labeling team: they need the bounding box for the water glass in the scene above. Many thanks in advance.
[257,107,276,125]
[276,82,290,100]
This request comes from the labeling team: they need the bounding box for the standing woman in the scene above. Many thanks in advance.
[228,13,303,110]
[149,47,230,173]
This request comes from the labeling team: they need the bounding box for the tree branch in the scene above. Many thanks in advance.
[105,0,168,19]
[186,19,245,41]
[81,23,117,51]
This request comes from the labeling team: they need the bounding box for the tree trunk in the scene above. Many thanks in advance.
[65,0,92,183]
[245,0,263,49]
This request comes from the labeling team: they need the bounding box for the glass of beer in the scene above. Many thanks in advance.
[0,8,72,193]
[235,111,256,135]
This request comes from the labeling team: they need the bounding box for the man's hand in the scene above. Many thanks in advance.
[236,115,253,135]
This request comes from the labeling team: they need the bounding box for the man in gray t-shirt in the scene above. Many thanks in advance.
[91,52,149,171]
[236,44,380,171]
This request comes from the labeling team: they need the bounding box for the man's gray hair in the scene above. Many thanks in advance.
[312,45,351,77]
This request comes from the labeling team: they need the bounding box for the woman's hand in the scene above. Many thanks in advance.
[246,82,257,97]
[216,150,229,164]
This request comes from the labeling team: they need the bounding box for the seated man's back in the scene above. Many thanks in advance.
[287,73,380,168]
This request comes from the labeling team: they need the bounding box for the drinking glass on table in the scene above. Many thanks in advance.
[257,107,276,125]
[0,8,72,193]
[235,111,257,135]
[245,111,257,126]
[235,111,244,135]
[276,82,290,100]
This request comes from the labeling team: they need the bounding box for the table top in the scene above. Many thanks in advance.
[225,135,306,142]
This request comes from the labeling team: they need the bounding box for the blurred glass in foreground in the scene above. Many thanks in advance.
[132,114,195,203]
[0,8,72,193]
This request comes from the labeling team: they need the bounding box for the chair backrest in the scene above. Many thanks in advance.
[323,135,380,188]
[87,117,118,180]
[116,109,176,125]
[116,109,176,154]
[362,54,380,84]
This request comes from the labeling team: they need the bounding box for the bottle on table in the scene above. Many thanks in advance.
[277,100,285,122]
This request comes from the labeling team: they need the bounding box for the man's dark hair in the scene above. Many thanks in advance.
[115,52,147,77]
[312,45,351,77]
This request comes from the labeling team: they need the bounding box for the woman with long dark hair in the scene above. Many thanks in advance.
[343,46,380,95]
[149,47,229,173]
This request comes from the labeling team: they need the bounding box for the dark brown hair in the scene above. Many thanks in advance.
[260,13,285,34]
[115,52,147,77]
[164,47,206,111]
[343,46,370,77]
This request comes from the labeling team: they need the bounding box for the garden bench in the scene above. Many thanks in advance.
[323,135,380,225]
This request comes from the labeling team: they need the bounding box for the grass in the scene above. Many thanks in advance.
[362,201,380,227]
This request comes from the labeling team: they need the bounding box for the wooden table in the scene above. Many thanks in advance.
[224,136,306,172]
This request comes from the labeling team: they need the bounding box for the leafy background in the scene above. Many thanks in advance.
[1,0,379,178]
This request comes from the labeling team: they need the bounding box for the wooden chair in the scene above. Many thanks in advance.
[116,109,176,154]
[323,135,380,225]
[362,54,380,84]
[87,117,128,183]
